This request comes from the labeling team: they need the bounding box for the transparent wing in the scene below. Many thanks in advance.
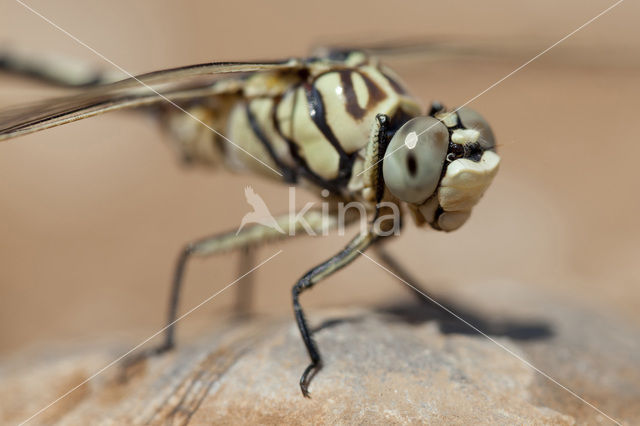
[313,37,531,61]
[313,36,630,68]
[0,60,303,141]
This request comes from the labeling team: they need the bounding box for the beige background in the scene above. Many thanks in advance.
[0,0,639,358]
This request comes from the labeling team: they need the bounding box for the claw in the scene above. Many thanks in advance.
[299,361,321,398]
[300,384,312,398]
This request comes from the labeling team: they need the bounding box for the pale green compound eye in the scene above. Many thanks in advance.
[457,107,496,150]
[383,117,449,204]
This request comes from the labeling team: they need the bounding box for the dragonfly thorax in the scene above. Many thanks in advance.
[222,53,423,192]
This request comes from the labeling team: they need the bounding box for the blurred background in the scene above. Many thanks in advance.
[0,0,638,361]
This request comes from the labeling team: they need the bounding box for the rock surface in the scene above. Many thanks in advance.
[2,284,639,425]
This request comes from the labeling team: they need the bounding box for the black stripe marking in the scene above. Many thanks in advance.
[379,69,409,95]
[271,88,344,193]
[337,70,387,120]
[245,101,297,183]
[304,80,356,185]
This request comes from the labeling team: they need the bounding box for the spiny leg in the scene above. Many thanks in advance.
[291,111,402,396]
[123,210,337,367]
[293,231,376,397]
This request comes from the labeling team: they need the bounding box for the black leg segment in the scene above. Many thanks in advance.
[292,232,374,397]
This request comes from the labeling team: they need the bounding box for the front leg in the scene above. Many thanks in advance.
[291,110,398,396]
[293,231,376,397]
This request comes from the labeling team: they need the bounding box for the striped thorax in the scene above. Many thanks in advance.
[166,53,419,188]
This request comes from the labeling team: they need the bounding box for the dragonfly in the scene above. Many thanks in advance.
[0,42,500,397]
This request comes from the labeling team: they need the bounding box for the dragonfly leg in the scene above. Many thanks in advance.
[373,244,450,315]
[293,231,375,397]
[292,112,402,396]
[122,210,336,369]
[234,245,255,318]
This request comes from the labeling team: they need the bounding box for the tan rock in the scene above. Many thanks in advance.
[1,309,577,425]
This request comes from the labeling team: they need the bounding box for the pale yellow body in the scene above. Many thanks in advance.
[165,53,422,204]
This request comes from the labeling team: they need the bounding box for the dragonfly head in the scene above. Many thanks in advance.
[382,107,500,231]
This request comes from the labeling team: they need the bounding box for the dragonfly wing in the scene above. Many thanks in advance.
[0,60,304,141]
[81,60,303,91]
[313,37,525,60]
[313,36,632,68]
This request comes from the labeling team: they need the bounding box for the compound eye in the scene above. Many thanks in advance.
[457,107,496,150]
[382,117,449,204]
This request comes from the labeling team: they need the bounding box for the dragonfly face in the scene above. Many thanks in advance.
[383,106,500,231]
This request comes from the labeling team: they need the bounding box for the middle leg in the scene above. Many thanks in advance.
[124,210,337,367]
